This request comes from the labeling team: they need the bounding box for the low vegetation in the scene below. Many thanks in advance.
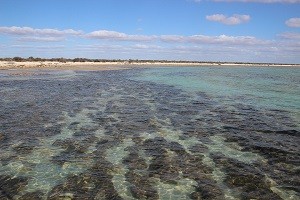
[0,57,297,66]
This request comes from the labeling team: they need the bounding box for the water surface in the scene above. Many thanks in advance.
[0,66,299,199]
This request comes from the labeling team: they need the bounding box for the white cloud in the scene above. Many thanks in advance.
[0,26,82,36]
[132,44,162,49]
[17,36,65,42]
[160,35,187,43]
[86,30,266,46]
[9,45,65,49]
[0,26,82,43]
[86,30,157,41]
[189,0,300,3]
[161,34,267,45]
[212,0,300,3]
[206,14,250,25]
[189,0,202,2]
[132,44,149,49]
[285,18,300,27]
[279,32,300,40]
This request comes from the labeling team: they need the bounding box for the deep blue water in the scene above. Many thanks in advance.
[0,66,299,200]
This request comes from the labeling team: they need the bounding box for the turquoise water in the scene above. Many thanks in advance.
[136,66,300,125]
[0,67,299,200]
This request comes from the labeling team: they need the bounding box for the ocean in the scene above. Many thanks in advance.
[0,66,299,199]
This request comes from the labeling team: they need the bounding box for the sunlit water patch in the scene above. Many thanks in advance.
[0,67,299,199]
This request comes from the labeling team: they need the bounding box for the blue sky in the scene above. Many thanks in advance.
[0,0,299,63]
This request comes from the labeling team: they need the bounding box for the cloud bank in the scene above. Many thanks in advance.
[188,0,202,2]
[206,14,250,25]
[0,26,82,36]
[0,26,82,42]
[86,30,157,41]
[160,34,266,45]
[279,32,300,40]
[0,26,299,63]
[85,30,262,46]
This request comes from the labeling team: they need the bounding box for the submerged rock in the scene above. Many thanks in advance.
[191,179,224,200]
[19,191,44,200]
[212,153,282,199]
[13,142,35,155]
[0,132,4,142]
[0,175,28,199]
[126,171,159,199]
[122,152,148,170]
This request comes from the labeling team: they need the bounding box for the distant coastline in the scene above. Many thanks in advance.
[0,57,299,71]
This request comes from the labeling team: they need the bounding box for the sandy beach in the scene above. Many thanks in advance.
[0,61,299,72]
[0,61,130,71]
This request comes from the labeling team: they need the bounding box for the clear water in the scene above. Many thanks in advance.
[0,66,299,200]
[136,67,300,122]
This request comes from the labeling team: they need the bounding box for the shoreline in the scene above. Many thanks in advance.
[0,61,299,71]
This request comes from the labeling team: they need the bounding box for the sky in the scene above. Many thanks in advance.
[0,0,299,63]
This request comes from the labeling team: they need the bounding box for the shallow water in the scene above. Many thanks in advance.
[0,66,299,200]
